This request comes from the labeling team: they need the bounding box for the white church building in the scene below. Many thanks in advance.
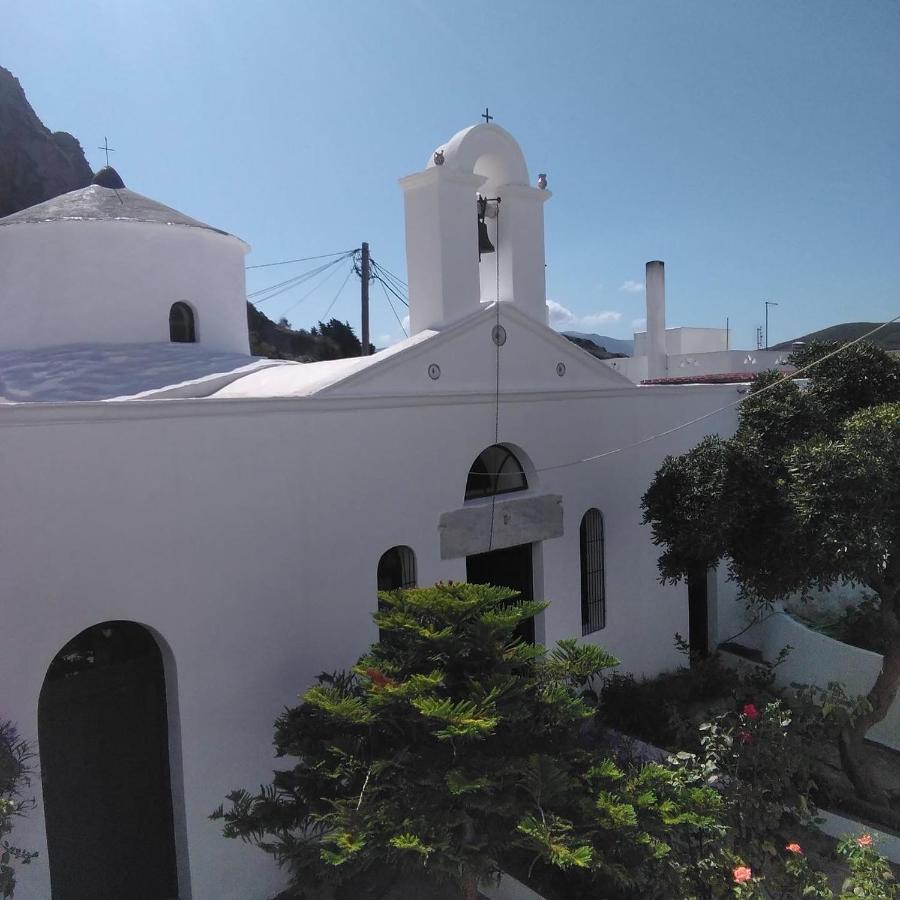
[1,122,746,899]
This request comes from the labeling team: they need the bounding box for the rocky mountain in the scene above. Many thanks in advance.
[773,322,900,352]
[562,331,633,358]
[0,66,371,361]
[0,66,93,217]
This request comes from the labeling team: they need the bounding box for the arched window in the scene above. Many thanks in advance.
[169,302,195,343]
[377,546,417,642]
[465,445,527,501]
[580,509,606,634]
[377,546,417,591]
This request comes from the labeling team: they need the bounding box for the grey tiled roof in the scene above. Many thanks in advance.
[0,169,229,236]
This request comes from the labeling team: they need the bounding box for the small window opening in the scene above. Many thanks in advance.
[169,302,196,343]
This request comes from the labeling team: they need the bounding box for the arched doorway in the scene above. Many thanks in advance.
[38,621,179,900]
[463,445,535,643]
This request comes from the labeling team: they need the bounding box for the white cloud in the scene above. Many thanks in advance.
[375,315,412,349]
[620,280,645,293]
[632,317,647,331]
[547,300,621,331]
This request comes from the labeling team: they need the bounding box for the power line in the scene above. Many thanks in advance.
[320,263,357,322]
[248,256,347,300]
[370,261,409,310]
[279,256,353,319]
[248,253,355,304]
[372,266,410,307]
[246,250,356,270]
[378,278,408,337]
[371,259,408,291]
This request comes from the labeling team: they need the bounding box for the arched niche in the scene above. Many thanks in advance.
[38,621,180,900]
[429,123,530,191]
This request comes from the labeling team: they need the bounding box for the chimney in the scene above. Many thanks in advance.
[645,260,666,379]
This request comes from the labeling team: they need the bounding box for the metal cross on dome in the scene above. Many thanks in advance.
[481,107,493,124]
[98,136,116,167]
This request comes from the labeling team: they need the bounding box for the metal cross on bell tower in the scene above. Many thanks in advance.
[481,107,493,124]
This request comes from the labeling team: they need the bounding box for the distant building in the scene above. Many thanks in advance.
[605,262,792,384]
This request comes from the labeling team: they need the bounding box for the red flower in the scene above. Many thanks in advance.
[733,865,753,884]
[365,667,395,689]
[785,842,802,854]
[856,833,873,848]
[742,703,759,720]
[739,730,754,745]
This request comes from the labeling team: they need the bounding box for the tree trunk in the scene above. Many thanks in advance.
[461,869,479,900]
[837,588,900,807]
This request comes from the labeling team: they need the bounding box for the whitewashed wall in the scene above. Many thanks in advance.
[735,612,899,750]
[0,220,250,353]
[1,382,739,899]
[607,348,790,383]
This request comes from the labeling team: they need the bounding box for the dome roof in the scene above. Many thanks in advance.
[0,169,231,236]
[91,166,126,189]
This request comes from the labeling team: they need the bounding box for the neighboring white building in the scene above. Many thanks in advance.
[606,260,793,384]
[1,122,745,899]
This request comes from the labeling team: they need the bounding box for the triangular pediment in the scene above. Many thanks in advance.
[316,303,634,398]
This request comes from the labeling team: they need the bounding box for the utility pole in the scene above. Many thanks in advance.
[360,242,370,356]
[764,300,778,350]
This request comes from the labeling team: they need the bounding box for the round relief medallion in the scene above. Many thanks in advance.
[491,324,507,347]
[427,363,441,380]
[556,362,566,377]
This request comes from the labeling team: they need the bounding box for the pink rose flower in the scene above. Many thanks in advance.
[733,865,753,884]
[742,703,759,720]
[785,842,802,854]
[856,833,873,848]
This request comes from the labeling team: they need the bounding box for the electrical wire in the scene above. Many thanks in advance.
[246,250,356,270]
[248,256,347,300]
[248,253,355,305]
[279,256,353,319]
[320,263,356,322]
[371,261,410,308]
[372,260,409,294]
[378,278,408,337]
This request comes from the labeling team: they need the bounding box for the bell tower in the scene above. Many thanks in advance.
[400,122,551,334]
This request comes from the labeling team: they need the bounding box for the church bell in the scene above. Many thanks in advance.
[477,196,495,258]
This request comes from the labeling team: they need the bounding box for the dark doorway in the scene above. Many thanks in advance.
[38,622,179,900]
[687,566,710,662]
[466,543,535,643]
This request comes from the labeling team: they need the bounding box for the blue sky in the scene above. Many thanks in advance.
[4,1,898,348]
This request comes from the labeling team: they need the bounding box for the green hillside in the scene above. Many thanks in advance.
[774,322,900,351]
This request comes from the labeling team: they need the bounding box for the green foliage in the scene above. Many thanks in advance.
[730,835,896,899]
[213,583,626,897]
[642,341,899,599]
[836,834,897,899]
[641,342,900,804]
[0,722,36,899]
[214,584,756,899]
[247,305,374,361]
